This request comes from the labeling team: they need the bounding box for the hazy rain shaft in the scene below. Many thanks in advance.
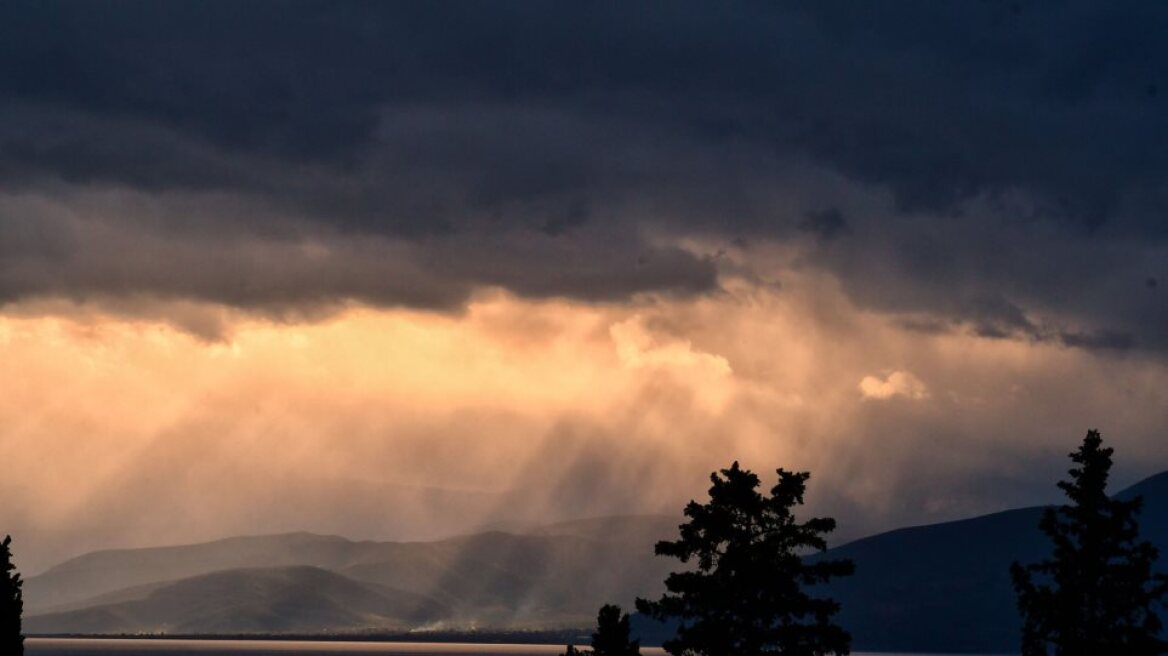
[5,274,1168,573]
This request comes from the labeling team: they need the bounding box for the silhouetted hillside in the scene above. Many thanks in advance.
[24,477,1167,648]
[1116,470,1168,548]
[25,566,445,634]
[25,517,679,633]
[25,533,363,612]
[814,471,1168,653]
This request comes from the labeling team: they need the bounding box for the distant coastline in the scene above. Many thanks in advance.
[26,629,596,646]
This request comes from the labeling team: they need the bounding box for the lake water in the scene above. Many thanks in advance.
[26,637,995,656]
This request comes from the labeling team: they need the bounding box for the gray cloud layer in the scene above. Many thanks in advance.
[1,1,1166,348]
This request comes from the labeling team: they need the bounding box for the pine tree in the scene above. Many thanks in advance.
[0,535,23,656]
[591,604,640,656]
[636,462,854,656]
[564,604,641,656]
[1011,430,1168,656]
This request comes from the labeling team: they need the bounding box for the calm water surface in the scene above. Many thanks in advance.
[26,638,1001,656]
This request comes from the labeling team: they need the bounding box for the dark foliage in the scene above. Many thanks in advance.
[564,604,641,656]
[1011,430,1168,656]
[591,604,640,656]
[1,535,23,656]
[636,462,854,656]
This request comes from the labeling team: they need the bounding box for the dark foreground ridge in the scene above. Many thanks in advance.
[812,470,1168,653]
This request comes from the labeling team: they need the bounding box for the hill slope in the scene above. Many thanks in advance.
[24,473,1168,648]
[25,516,680,632]
[817,471,1168,653]
[25,532,364,612]
[25,566,447,634]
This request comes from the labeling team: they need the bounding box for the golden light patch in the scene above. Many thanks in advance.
[3,276,1168,571]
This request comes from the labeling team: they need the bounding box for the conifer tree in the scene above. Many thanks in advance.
[564,604,641,656]
[1012,430,1168,656]
[0,535,23,656]
[591,604,640,656]
[637,462,854,656]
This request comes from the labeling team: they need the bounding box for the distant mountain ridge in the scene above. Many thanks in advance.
[22,473,1168,652]
[24,515,681,634]
[815,469,1168,653]
[26,532,359,612]
[26,566,445,634]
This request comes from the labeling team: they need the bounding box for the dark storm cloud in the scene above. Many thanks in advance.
[0,190,715,327]
[799,209,850,242]
[1,0,1166,348]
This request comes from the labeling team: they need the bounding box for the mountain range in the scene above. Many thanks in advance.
[23,472,1168,653]
[822,469,1168,653]
[24,516,679,634]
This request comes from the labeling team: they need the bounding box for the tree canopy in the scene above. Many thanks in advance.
[592,604,641,656]
[1,535,23,656]
[1012,430,1168,656]
[636,462,854,656]
[564,603,640,656]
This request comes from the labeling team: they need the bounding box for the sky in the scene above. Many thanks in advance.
[3,1,1168,573]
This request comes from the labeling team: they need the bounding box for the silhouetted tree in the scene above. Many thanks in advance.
[637,462,854,656]
[592,604,640,656]
[1011,430,1168,656]
[1,535,23,656]
[564,604,641,656]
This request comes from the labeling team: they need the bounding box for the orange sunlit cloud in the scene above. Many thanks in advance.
[5,267,1168,573]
